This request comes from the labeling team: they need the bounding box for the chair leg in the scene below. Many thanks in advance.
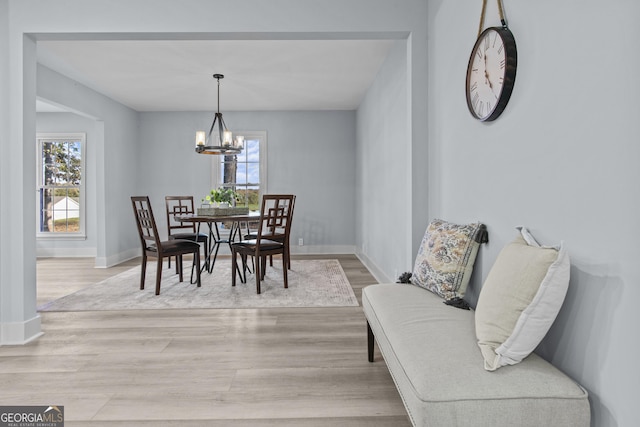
[232,250,237,287]
[155,257,163,295]
[282,253,288,289]
[194,250,201,288]
[261,256,267,280]
[190,254,196,284]
[140,254,147,290]
[178,255,184,282]
[240,254,248,283]
[255,254,261,294]
[285,243,291,270]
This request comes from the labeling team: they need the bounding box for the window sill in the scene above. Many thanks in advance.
[37,233,87,241]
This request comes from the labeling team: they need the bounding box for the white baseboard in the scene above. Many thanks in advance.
[95,248,139,268]
[36,247,97,258]
[290,245,357,255]
[355,251,393,284]
[0,315,43,346]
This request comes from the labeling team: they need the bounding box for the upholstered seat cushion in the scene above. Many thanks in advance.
[363,283,590,426]
[148,239,201,254]
[234,239,283,250]
[170,232,208,242]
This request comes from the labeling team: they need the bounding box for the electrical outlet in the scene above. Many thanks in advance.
[298,238,304,246]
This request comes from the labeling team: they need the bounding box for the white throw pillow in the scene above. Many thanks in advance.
[475,227,570,371]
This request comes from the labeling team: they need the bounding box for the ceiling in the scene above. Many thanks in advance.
[36,39,397,113]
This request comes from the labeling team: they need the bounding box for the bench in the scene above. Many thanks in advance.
[363,284,590,426]
[363,222,591,426]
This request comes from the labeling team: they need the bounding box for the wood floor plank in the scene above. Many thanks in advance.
[0,255,411,426]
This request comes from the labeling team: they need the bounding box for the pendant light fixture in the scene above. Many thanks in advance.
[195,74,244,155]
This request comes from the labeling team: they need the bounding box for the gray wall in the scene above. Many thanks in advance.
[427,1,640,425]
[138,111,357,253]
[356,40,412,281]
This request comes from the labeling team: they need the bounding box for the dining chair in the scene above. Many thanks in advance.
[131,196,202,295]
[165,195,209,274]
[231,194,295,294]
[244,194,296,270]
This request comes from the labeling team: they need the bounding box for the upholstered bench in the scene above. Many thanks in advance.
[363,221,590,426]
[364,284,590,426]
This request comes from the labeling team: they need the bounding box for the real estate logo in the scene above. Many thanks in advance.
[0,406,64,427]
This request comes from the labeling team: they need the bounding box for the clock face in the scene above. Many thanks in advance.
[466,27,517,122]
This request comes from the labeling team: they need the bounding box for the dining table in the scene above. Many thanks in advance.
[175,210,260,276]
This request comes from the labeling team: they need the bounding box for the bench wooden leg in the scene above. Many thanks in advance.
[367,321,375,362]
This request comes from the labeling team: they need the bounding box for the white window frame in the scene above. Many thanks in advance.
[36,132,87,240]
[210,130,268,207]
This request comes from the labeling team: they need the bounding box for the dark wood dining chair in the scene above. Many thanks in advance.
[131,196,201,295]
[231,194,295,294]
[165,195,209,273]
[244,194,296,270]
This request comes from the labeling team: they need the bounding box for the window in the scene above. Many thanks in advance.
[212,131,267,211]
[36,133,86,238]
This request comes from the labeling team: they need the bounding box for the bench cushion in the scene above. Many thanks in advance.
[363,283,590,426]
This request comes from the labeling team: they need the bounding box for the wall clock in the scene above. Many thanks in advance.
[465,25,517,121]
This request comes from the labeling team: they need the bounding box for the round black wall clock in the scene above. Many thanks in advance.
[465,25,517,122]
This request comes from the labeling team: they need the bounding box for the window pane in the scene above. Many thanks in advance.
[246,163,260,185]
[236,147,247,162]
[39,188,54,232]
[68,141,82,185]
[236,163,247,184]
[235,186,248,206]
[245,139,259,162]
[50,189,80,232]
[43,164,59,185]
[246,185,260,211]
[223,186,260,210]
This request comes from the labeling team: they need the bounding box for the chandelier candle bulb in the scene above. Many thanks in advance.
[195,131,206,147]
[223,130,233,146]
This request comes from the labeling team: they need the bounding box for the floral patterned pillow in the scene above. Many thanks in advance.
[412,219,487,300]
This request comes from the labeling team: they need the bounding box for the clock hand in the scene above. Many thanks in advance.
[485,71,493,89]
[483,52,493,89]
[483,69,500,98]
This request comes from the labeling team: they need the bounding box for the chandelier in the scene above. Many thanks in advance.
[195,74,244,155]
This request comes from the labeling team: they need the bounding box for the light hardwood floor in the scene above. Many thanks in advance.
[0,255,412,426]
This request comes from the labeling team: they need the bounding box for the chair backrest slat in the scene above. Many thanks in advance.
[131,196,161,250]
[256,194,295,243]
[165,196,197,236]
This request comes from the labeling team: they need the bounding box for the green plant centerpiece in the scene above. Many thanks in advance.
[203,187,238,207]
[197,187,248,216]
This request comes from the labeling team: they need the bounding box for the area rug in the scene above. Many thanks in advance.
[38,259,359,311]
